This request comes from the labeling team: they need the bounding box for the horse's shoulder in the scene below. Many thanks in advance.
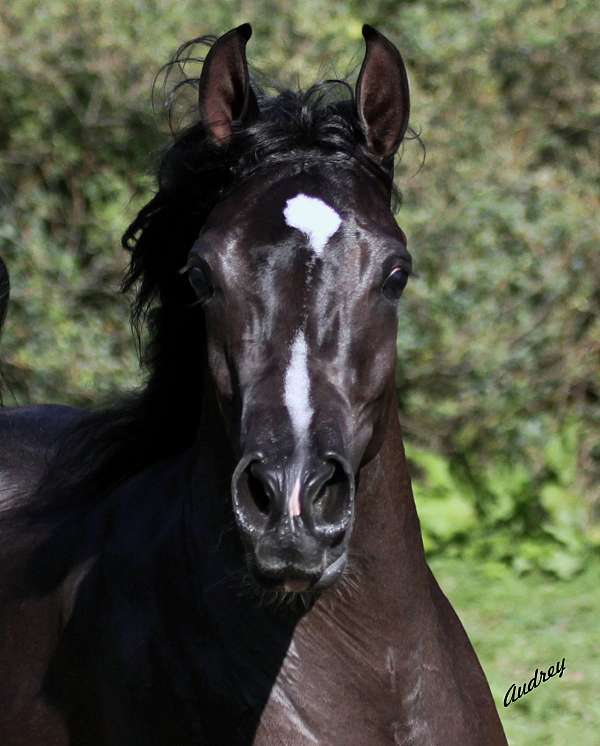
[0,404,84,505]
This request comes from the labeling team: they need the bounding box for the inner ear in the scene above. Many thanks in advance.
[355,24,410,162]
[198,23,259,144]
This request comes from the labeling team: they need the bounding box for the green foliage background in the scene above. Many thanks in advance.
[0,1,599,740]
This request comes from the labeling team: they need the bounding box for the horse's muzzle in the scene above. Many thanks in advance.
[231,450,354,591]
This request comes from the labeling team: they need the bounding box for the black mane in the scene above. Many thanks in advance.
[2,35,404,588]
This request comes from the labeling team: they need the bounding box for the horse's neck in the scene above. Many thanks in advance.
[354,388,429,591]
[309,389,434,636]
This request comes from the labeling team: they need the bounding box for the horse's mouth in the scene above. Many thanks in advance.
[252,550,348,594]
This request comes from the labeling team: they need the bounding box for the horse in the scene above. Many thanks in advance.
[0,23,508,745]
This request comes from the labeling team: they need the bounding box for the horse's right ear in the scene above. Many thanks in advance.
[198,23,258,145]
[355,25,410,163]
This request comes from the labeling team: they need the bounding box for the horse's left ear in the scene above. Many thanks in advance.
[355,25,410,162]
[198,23,259,144]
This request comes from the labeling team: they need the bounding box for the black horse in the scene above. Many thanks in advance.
[0,24,508,745]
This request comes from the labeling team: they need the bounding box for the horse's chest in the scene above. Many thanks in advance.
[251,639,403,745]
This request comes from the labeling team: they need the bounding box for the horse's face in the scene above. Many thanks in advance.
[189,165,410,590]
[187,23,411,592]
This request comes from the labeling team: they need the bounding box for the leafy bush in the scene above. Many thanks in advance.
[408,420,589,578]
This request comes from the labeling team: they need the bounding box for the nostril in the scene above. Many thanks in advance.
[309,462,335,507]
[311,452,354,536]
[247,464,272,516]
[312,459,349,525]
[231,453,272,533]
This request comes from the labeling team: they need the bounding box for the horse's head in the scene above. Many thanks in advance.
[186,24,411,592]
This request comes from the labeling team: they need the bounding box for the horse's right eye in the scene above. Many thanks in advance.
[382,266,409,302]
[188,264,214,304]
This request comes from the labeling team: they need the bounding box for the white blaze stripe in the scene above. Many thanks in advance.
[284,331,313,516]
[283,193,341,255]
[281,194,338,518]
[284,330,312,442]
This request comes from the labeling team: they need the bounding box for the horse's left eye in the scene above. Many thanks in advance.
[188,264,214,304]
[382,267,409,301]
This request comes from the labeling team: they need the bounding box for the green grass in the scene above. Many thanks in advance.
[429,556,600,744]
